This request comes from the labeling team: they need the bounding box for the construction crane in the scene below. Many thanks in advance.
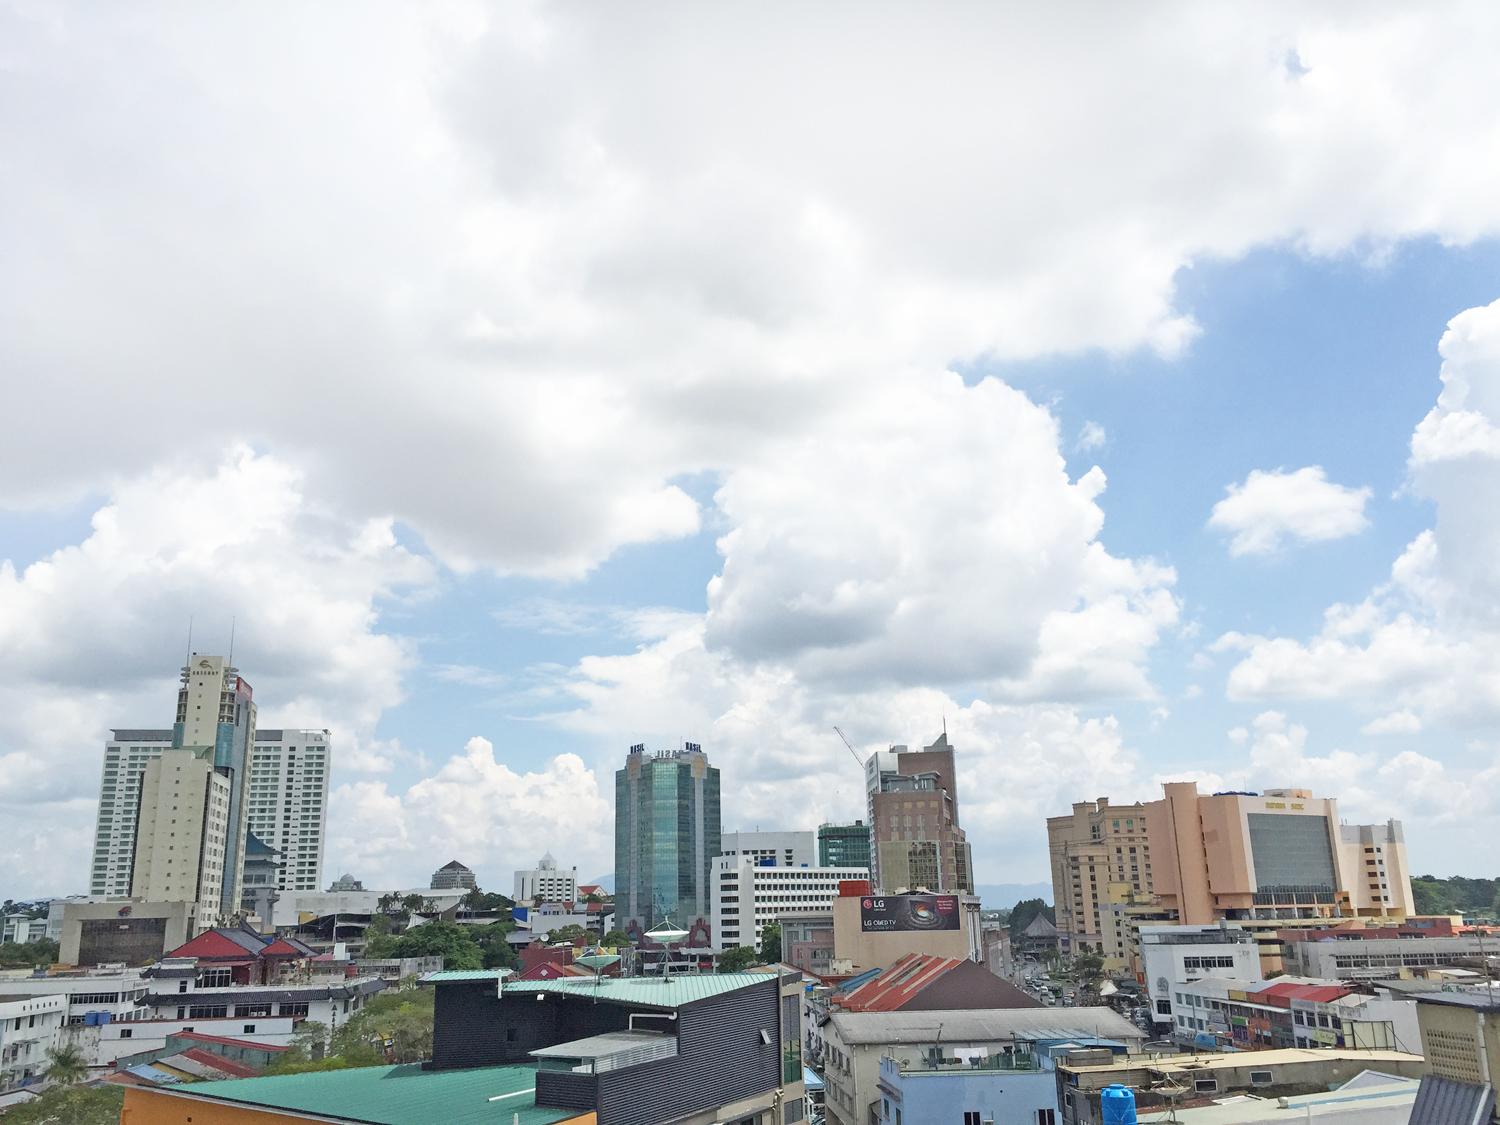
[833,726,866,769]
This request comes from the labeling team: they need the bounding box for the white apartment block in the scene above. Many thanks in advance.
[0,917,44,945]
[712,855,869,952]
[513,853,578,904]
[719,830,816,869]
[0,994,67,1089]
[90,727,329,901]
[1139,924,1262,1038]
[246,729,331,893]
[130,749,232,934]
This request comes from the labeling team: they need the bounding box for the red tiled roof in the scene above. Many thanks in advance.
[167,928,269,961]
[173,1030,289,1052]
[260,938,309,958]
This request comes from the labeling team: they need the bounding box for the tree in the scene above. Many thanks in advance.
[377,892,404,915]
[759,923,782,965]
[4,1085,123,1125]
[718,946,759,972]
[44,1042,88,1086]
[332,987,436,1065]
[547,924,590,945]
[0,938,59,968]
[601,929,632,948]
[365,920,483,969]
[400,893,428,915]
[1062,951,1107,1005]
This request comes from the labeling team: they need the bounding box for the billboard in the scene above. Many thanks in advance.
[859,893,960,933]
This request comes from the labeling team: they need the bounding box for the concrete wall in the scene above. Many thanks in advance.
[830,893,978,974]
[878,1059,1057,1125]
[58,900,195,967]
[131,750,230,933]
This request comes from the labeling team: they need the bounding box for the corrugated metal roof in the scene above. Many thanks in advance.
[423,969,510,982]
[830,1006,1143,1045]
[1408,1075,1495,1125]
[503,972,769,1009]
[145,1062,582,1124]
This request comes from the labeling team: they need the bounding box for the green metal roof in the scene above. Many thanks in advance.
[502,972,770,1009]
[423,968,510,983]
[148,1062,581,1124]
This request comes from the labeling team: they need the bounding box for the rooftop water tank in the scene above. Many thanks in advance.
[1101,1083,1138,1125]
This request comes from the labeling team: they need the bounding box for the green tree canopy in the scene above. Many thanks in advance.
[44,1042,88,1085]
[364,921,483,970]
[718,946,759,972]
[601,929,632,948]
[758,923,782,965]
[0,938,59,968]
[3,1085,123,1125]
[1007,898,1055,940]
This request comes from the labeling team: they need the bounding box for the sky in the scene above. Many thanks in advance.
[5,2,1500,900]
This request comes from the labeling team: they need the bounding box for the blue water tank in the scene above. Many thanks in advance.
[1101,1084,1138,1125]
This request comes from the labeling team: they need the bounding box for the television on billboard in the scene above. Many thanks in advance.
[859,893,960,932]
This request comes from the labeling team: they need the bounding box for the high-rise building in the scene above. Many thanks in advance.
[93,728,331,904]
[430,860,477,890]
[128,747,232,933]
[719,830,815,868]
[1145,781,1417,924]
[866,733,973,894]
[1046,797,1153,967]
[171,655,257,917]
[514,852,578,904]
[91,729,174,898]
[615,742,721,935]
[818,821,872,870]
[244,728,330,895]
[711,855,869,951]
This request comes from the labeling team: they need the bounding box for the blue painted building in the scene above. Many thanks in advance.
[875,1051,1060,1125]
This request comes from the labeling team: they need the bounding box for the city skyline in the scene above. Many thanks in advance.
[7,5,1500,899]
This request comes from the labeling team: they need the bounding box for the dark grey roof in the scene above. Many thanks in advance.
[1409,1075,1494,1125]
[437,860,472,872]
[1413,992,1500,1011]
[110,729,173,741]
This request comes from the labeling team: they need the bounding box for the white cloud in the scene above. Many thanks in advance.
[1223,299,1500,727]
[1208,466,1372,556]
[0,449,433,895]
[7,4,1500,585]
[702,373,1177,699]
[328,737,613,889]
[1076,421,1108,452]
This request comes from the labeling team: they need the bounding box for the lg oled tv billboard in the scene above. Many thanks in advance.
[859,893,960,932]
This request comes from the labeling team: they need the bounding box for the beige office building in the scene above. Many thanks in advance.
[865,734,974,894]
[129,748,232,933]
[1046,797,1153,970]
[1145,782,1415,924]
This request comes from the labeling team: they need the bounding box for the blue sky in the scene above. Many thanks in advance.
[5,3,1500,898]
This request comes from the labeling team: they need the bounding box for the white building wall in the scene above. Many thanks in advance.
[0,970,151,1027]
[712,856,869,951]
[91,731,175,898]
[246,730,331,894]
[720,830,816,868]
[513,855,579,904]
[1140,924,1262,1036]
[75,1015,298,1068]
[0,995,67,1089]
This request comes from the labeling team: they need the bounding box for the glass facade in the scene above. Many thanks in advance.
[818,822,872,870]
[1248,813,1336,894]
[615,745,721,931]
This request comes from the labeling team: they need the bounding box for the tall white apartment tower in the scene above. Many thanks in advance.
[245,729,331,894]
[92,730,174,897]
[130,748,232,933]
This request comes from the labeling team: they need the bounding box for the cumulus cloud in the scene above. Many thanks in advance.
[0,449,433,894]
[1223,299,1500,726]
[1076,422,1108,452]
[1208,466,1371,556]
[7,3,1500,585]
[329,737,613,889]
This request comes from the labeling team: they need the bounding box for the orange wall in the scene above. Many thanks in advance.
[122,1087,598,1124]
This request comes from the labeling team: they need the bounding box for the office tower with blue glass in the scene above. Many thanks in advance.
[615,742,721,937]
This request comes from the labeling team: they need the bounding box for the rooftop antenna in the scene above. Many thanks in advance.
[227,616,236,669]
[184,616,194,664]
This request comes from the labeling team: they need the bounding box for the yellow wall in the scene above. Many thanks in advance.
[122,1087,598,1124]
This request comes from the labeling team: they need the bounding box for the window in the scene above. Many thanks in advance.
[119,1029,132,1039]
[1194,1078,1218,1094]
[244,1024,256,1034]
[964,1114,982,1125]
[1249,1070,1273,1086]
[1037,1112,1056,1125]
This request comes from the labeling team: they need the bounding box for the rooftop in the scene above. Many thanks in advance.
[1065,1048,1425,1075]
[830,1006,1141,1045]
[426,970,771,1010]
[1138,1073,1419,1124]
[137,1062,582,1124]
